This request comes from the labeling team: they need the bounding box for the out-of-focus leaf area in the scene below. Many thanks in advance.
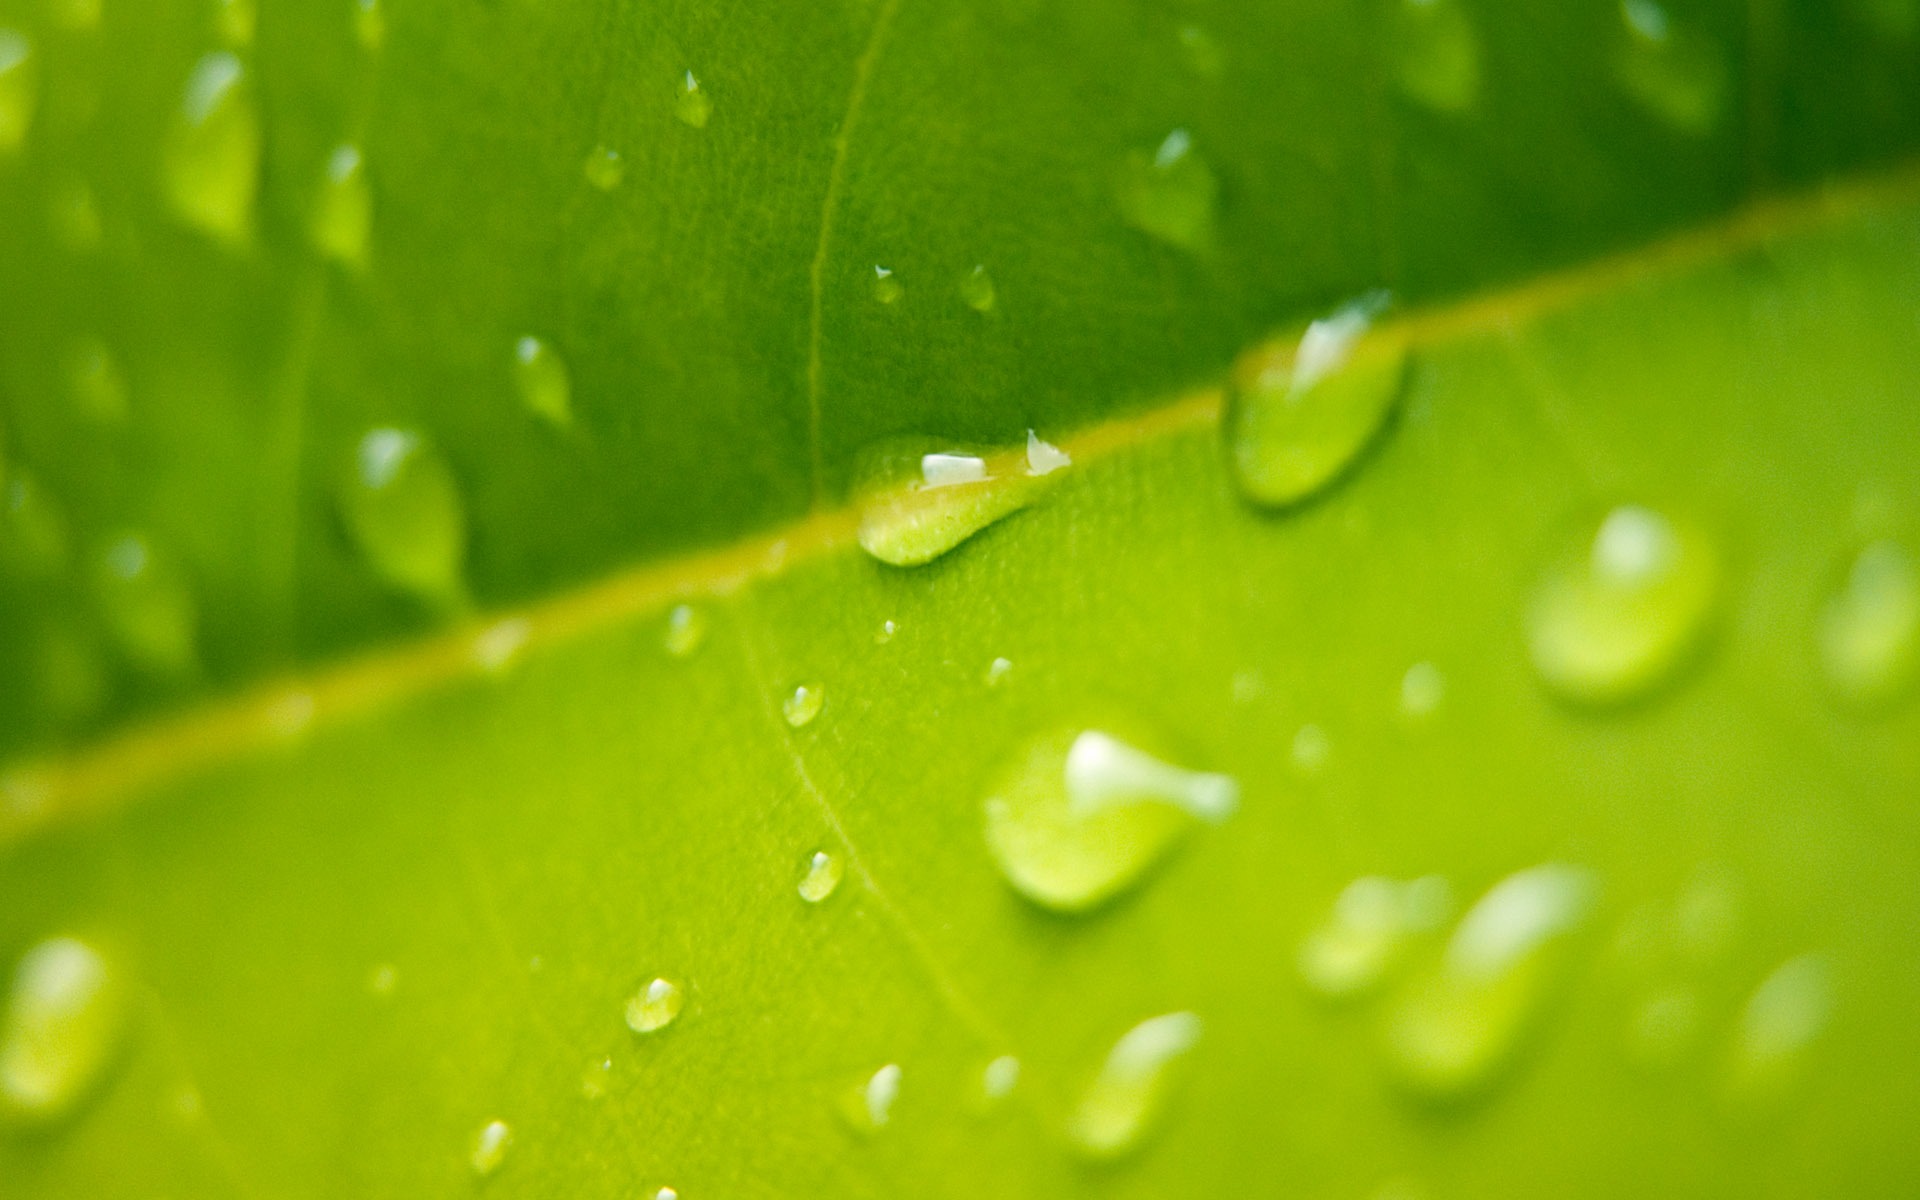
[1,0,1919,1196]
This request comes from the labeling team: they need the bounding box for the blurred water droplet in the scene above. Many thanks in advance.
[472,618,530,674]
[854,436,1058,567]
[469,1119,513,1176]
[580,1056,612,1099]
[839,1062,901,1134]
[353,0,385,51]
[1226,292,1407,508]
[91,533,198,677]
[1300,875,1454,1000]
[870,264,903,305]
[1382,864,1596,1100]
[959,264,996,313]
[981,1054,1020,1103]
[1671,868,1742,966]
[1724,955,1832,1107]
[162,52,261,244]
[1,937,127,1124]
[1116,129,1217,253]
[654,1188,678,1200]
[798,849,843,903]
[216,0,256,47]
[1067,1012,1202,1160]
[64,337,129,423]
[48,178,103,251]
[663,603,707,658]
[984,656,1013,687]
[0,31,36,155]
[512,336,572,428]
[783,683,823,727]
[1627,985,1700,1068]
[1614,0,1727,136]
[366,963,398,997]
[30,617,107,725]
[311,143,371,268]
[1176,23,1224,75]
[1291,723,1330,773]
[583,144,625,191]
[0,474,72,581]
[984,728,1237,912]
[47,0,100,32]
[873,619,897,645]
[625,977,684,1034]
[675,71,711,128]
[1399,661,1445,718]
[337,428,468,608]
[1526,505,1718,705]
[263,688,315,740]
[1392,0,1481,113]
[1819,540,1918,710]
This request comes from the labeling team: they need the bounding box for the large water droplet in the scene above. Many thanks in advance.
[1526,505,1718,705]
[162,52,261,244]
[1819,540,1918,710]
[798,849,843,903]
[1392,0,1481,113]
[1723,955,1832,1107]
[1115,129,1217,253]
[583,144,625,191]
[1,937,127,1124]
[311,143,371,268]
[1614,0,1728,136]
[1382,864,1596,1100]
[675,71,711,128]
[91,533,198,677]
[983,729,1238,913]
[512,336,572,428]
[469,1118,513,1176]
[1066,1012,1202,1160]
[65,337,129,423]
[839,1062,901,1134]
[337,428,468,607]
[1299,875,1453,1000]
[782,683,824,728]
[854,436,1060,567]
[1225,292,1408,509]
[959,264,996,313]
[0,30,37,155]
[625,977,684,1034]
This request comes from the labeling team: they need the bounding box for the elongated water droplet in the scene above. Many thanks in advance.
[854,436,1059,567]
[625,977,684,1034]
[337,427,467,608]
[1116,129,1217,253]
[1526,504,1718,705]
[1225,292,1407,508]
[1300,875,1453,1000]
[0,473,71,581]
[1382,864,1596,1100]
[984,728,1237,913]
[663,603,707,658]
[311,143,371,267]
[0,30,37,155]
[354,0,385,51]
[959,264,996,313]
[798,849,843,903]
[1723,955,1832,1107]
[91,533,198,677]
[839,1062,901,1134]
[871,265,902,305]
[217,0,256,47]
[1067,1012,1202,1160]
[1819,540,1918,710]
[65,337,129,423]
[469,1119,513,1176]
[512,336,571,427]
[1392,0,1481,113]
[583,144,625,191]
[1399,661,1445,718]
[1614,0,1727,135]
[783,683,824,727]
[1,937,127,1124]
[162,52,261,244]
[675,71,711,128]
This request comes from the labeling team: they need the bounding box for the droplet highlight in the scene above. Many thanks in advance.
[1299,875,1453,1000]
[854,436,1061,567]
[1,937,127,1124]
[1819,540,1918,709]
[782,683,824,728]
[162,52,261,244]
[625,977,685,1034]
[1067,1012,1202,1160]
[469,1118,513,1176]
[871,265,902,305]
[512,336,572,428]
[798,850,843,903]
[839,1062,901,1134]
[337,427,468,608]
[1116,129,1217,253]
[583,144,625,191]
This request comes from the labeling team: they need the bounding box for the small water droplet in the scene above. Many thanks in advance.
[472,618,530,674]
[798,849,843,903]
[0,31,38,155]
[675,70,712,128]
[162,52,261,244]
[984,656,1013,687]
[353,0,385,51]
[1382,864,1597,1100]
[1723,954,1832,1107]
[663,603,708,658]
[216,0,256,47]
[871,265,903,305]
[624,977,684,1034]
[959,264,996,313]
[1819,540,1918,710]
[311,143,371,268]
[1299,875,1454,1000]
[1067,1012,1202,1160]
[469,1118,513,1176]
[1399,661,1445,718]
[873,619,897,645]
[337,427,468,608]
[1025,429,1070,475]
[981,1054,1020,1103]
[366,963,398,997]
[511,336,571,428]
[1627,985,1700,1068]
[984,728,1238,913]
[1225,292,1408,508]
[91,534,198,677]
[48,178,103,251]
[1291,723,1330,773]
[580,1056,612,1100]
[854,436,1061,567]
[1116,129,1217,253]
[1176,24,1224,76]
[839,1062,901,1134]
[1671,868,1742,966]
[782,683,824,727]
[64,337,129,423]
[1526,505,1718,705]
[1614,0,1728,135]
[583,144,625,191]
[1391,0,1481,113]
[1,937,127,1124]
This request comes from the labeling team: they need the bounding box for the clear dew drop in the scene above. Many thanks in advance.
[512,336,572,428]
[1399,661,1445,718]
[663,603,708,658]
[0,473,72,581]
[583,144,625,191]
[469,1118,513,1176]
[1614,0,1728,136]
[959,264,997,313]
[854,435,1062,567]
[624,977,684,1034]
[1,936,127,1124]
[354,0,385,51]
[1382,864,1597,1100]
[91,533,199,677]
[338,427,468,608]
[1299,875,1454,1001]
[1723,955,1832,1107]
[0,30,37,156]
[1066,1012,1202,1160]
[782,683,824,728]
[798,849,843,903]
[1225,292,1408,509]
[871,266,903,305]
[311,143,372,268]
[839,1062,901,1134]
[162,52,261,245]
[675,71,711,128]
[1391,0,1482,114]
[64,337,129,423]
[1115,128,1218,253]
[1526,504,1718,706]
[1819,540,1919,709]
[983,728,1238,913]
[216,0,257,47]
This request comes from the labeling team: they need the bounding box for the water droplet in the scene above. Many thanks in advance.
[48,178,103,251]
[1,937,127,1124]
[663,603,707,658]
[1067,1011,1202,1160]
[871,265,902,305]
[624,977,684,1034]
[47,0,100,33]
[1025,429,1070,475]
[1116,129,1217,253]
[1723,955,1832,1107]
[1176,24,1224,76]
[798,849,842,903]
[581,1056,612,1100]
[984,656,1013,687]
[162,52,261,244]
[1382,864,1597,1100]
[1399,661,1445,718]
[353,0,385,51]
[263,688,316,739]
[675,71,712,128]
[1299,875,1454,1000]
[1671,868,1742,966]
[91,533,198,677]
[337,428,468,608]
[959,264,996,313]
[366,963,398,997]
[854,436,1060,567]
[654,1188,679,1200]
[874,619,897,645]
[782,683,824,727]
[1627,985,1700,1068]
[839,1062,901,1134]
[983,728,1238,913]
[216,0,256,47]
[1225,292,1408,508]
[1526,504,1718,706]
[1391,0,1481,114]
[981,1054,1020,1102]
[1291,723,1330,773]
[469,1118,513,1176]
[512,336,571,428]
[0,474,71,581]
[311,143,371,268]
[1819,540,1918,710]
[472,618,530,674]
[0,31,38,155]
[64,337,129,423]
[31,617,107,725]
[1614,0,1728,135]
[583,144,625,191]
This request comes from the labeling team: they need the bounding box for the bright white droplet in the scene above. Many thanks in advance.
[1067,1012,1203,1159]
[1,936,127,1123]
[625,977,685,1034]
